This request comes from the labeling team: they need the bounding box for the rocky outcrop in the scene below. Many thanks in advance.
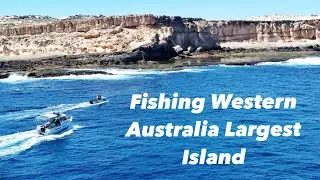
[316,29,320,39]
[0,69,113,79]
[0,41,178,72]
[154,16,220,50]
[27,69,113,78]
[133,41,178,61]
[0,72,9,79]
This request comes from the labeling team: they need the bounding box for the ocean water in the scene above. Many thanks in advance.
[0,57,319,179]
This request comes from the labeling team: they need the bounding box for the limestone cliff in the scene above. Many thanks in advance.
[0,14,156,35]
[202,20,320,42]
[0,14,320,59]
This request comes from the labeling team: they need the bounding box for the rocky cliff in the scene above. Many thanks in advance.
[2,15,320,41]
[1,14,320,60]
[0,14,156,35]
[206,20,320,42]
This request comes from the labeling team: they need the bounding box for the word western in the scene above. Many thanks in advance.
[130,93,296,114]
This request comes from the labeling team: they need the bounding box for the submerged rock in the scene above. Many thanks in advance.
[27,69,113,78]
[0,73,10,79]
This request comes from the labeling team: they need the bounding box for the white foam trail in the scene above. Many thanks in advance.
[258,56,320,66]
[0,100,107,121]
[0,125,82,157]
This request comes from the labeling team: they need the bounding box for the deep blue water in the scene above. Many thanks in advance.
[0,57,319,179]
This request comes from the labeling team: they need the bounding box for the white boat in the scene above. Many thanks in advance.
[89,95,106,104]
[36,112,72,135]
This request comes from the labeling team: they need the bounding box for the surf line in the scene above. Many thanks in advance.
[130,93,297,114]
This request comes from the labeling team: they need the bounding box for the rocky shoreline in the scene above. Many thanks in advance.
[1,46,319,79]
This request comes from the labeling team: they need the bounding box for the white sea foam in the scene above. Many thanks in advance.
[258,56,320,66]
[46,74,131,80]
[0,100,107,121]
[103,68,161,75]
[0,67,212,84]
[217,64,245,68]
[100,68,207,75]
[0,73,133,84]
[71,67,210,75]
[0,69,158,84]
[164,68,209,73]
[0,74,34,83]
[0,125,82,157]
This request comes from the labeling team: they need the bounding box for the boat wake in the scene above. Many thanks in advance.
[258,56,320,66]
[0,100,108,121]
[0,125,82,157]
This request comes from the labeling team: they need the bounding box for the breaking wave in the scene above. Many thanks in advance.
[0,67,211,84]
[0,73,132,84]
[0,74,34,84]
[163,68,211,73]
[101,68,162,75]
[258,56,320,66]
[81,68,210,75]
[0,100,107,121]
[0,125,82,157]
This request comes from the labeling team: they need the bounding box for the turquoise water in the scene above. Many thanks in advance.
[0,57,319,179]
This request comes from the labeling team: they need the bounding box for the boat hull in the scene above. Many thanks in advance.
[89,98,106,104]
[37,117,73,135]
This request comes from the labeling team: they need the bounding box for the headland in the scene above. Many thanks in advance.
[1,14,320,78]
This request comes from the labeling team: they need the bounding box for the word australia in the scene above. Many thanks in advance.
[130,93,296,114]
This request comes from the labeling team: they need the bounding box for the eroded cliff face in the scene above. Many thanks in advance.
[160,17,320,44]
[2,15,319,41]
[0,14,320,59]
[205,20,320,42]
[0,14,156,36]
